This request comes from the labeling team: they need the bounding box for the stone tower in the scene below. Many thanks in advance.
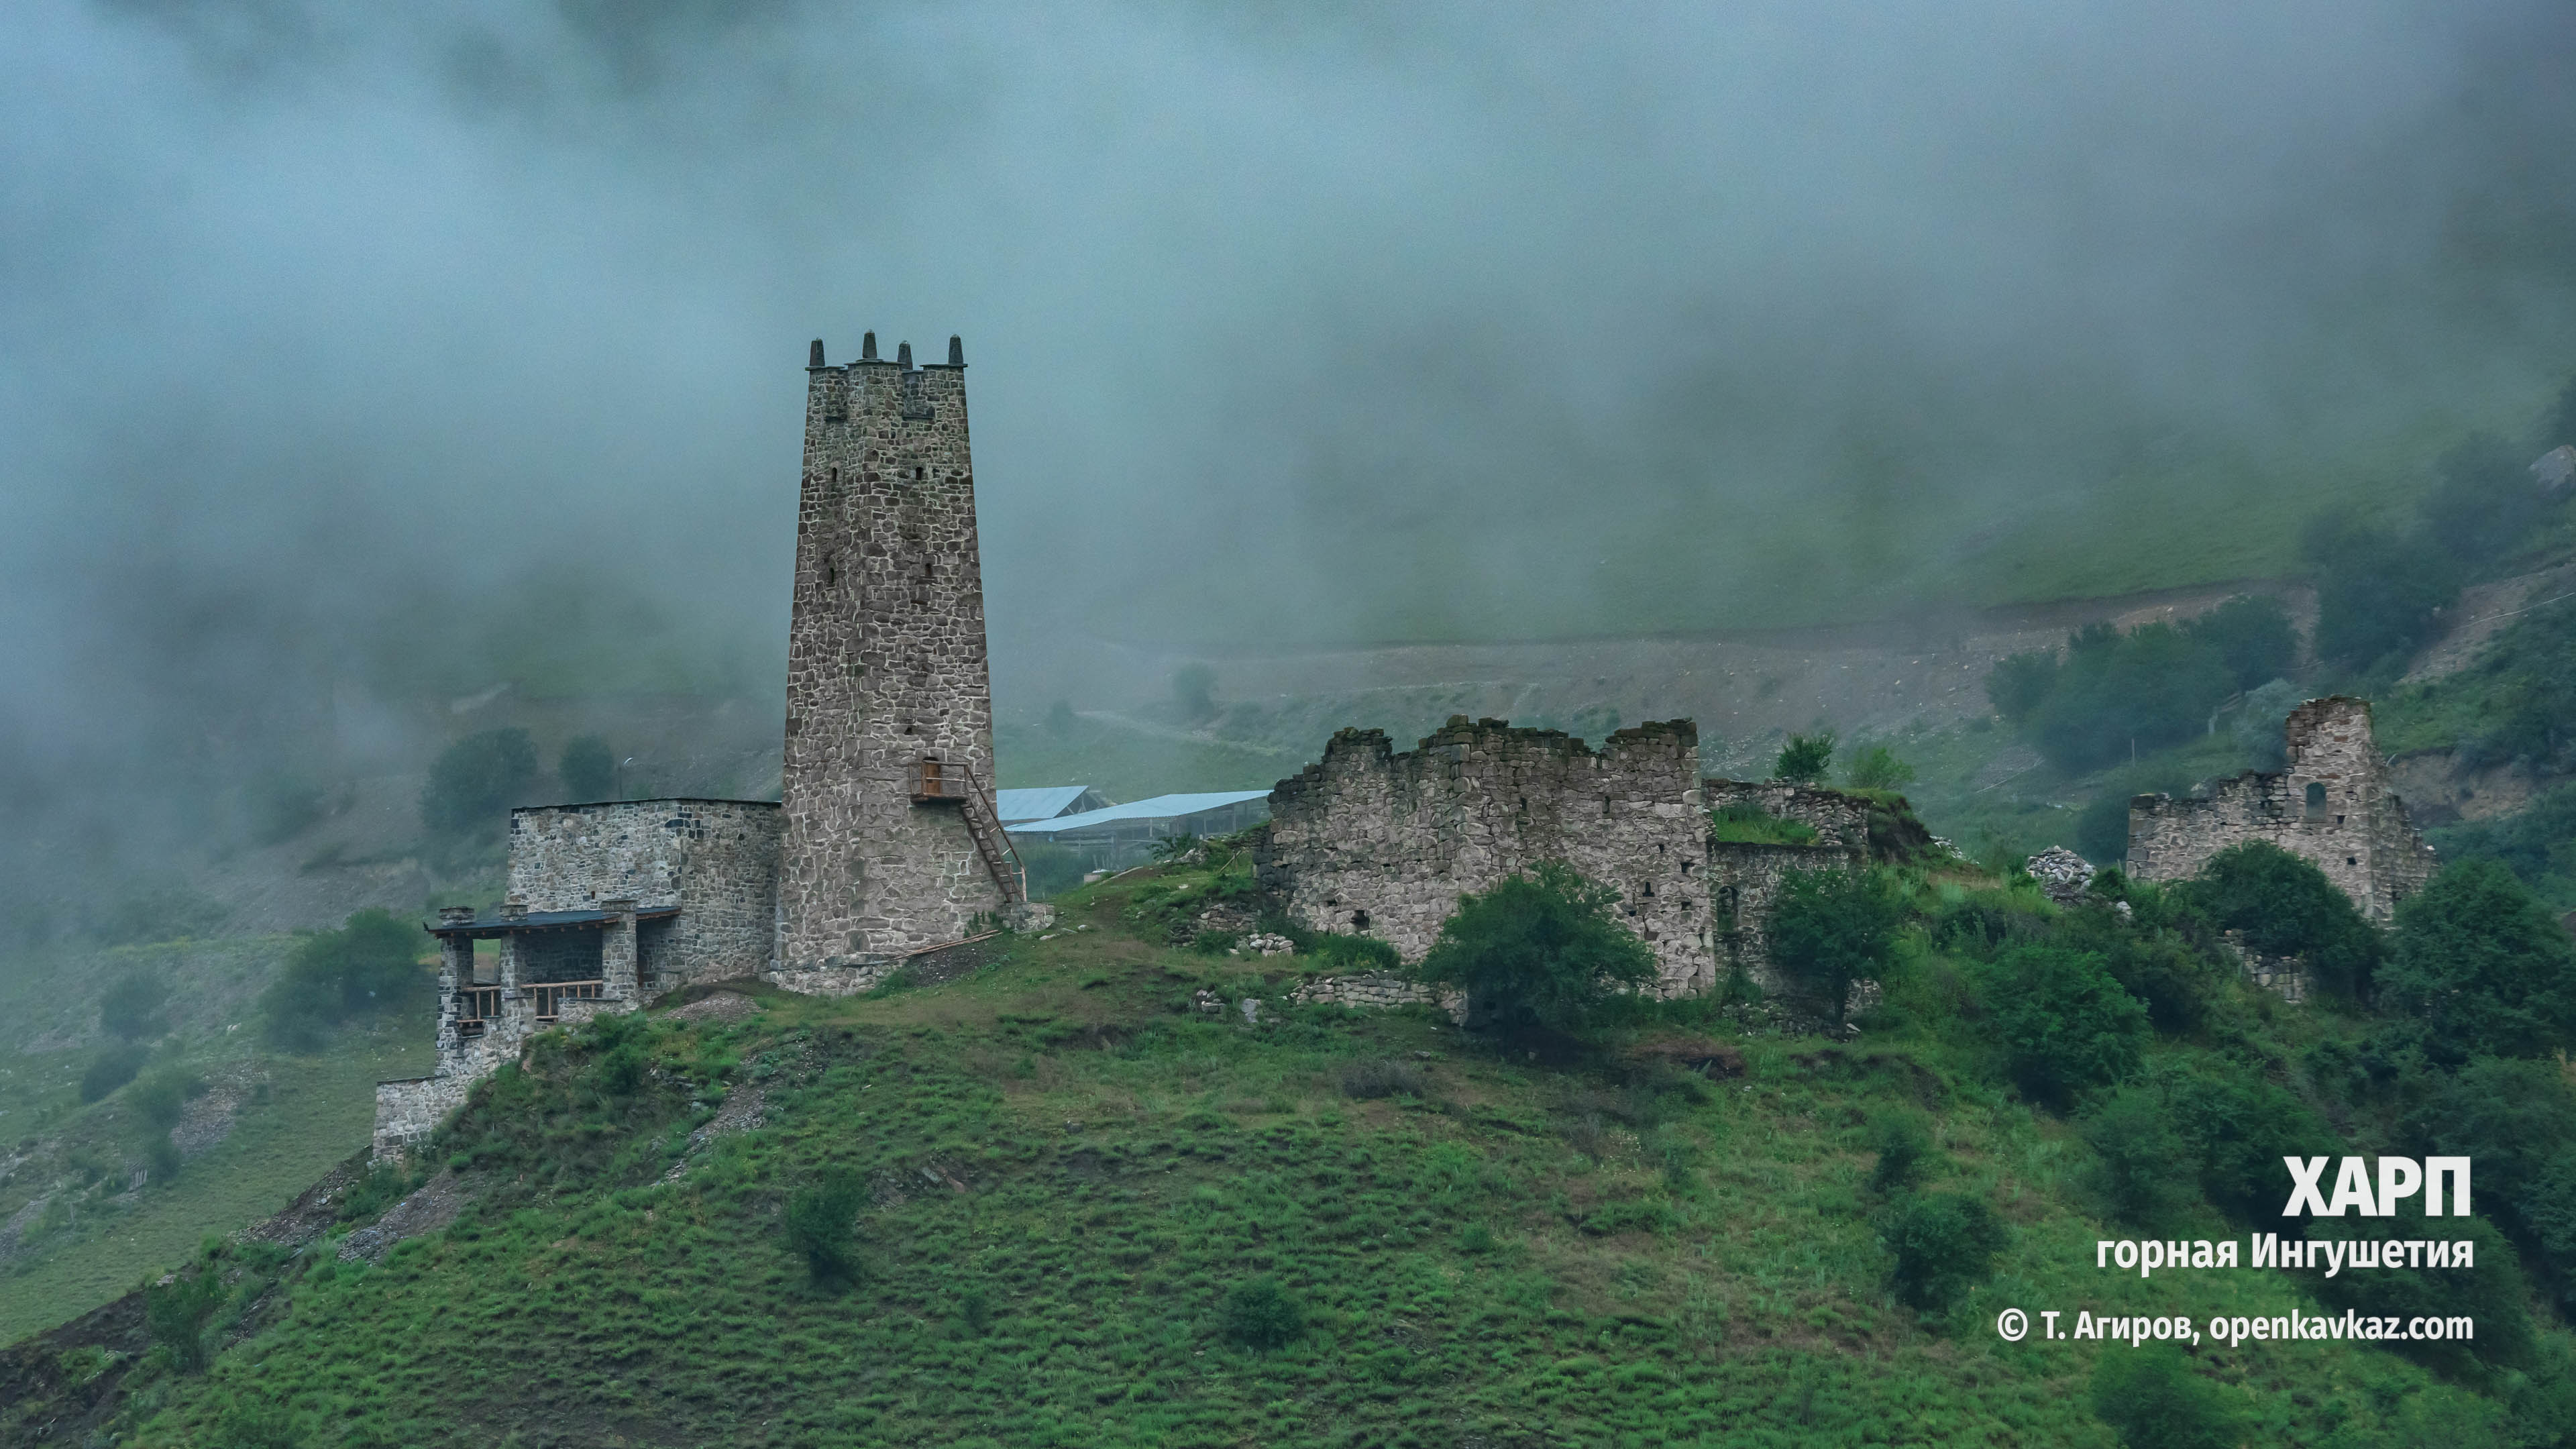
[774,333,1023,984]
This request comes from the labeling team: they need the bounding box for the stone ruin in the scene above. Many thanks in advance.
[1256,716,1874,1004]
[2127,696,2435,924]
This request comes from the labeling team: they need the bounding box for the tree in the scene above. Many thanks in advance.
[99,969,170,1042]
[1978,945,2149,1106]
[2080,1087,2195,1228]
[2179,594,2298,692]
[2090,1348,2246,1449]
[1844,745,1916,792]
[1986,649,2059,725]
[145,1267,225,1373]
[420,727,539,838]
[259,908,431,1051]
[2421,432,2546,566]
[1171,663,1217,723]
[2178,841,2379,1001]
[558,735,616,802]
[2381,859,2576,1064]
[1045,699,1077,736]
[784,1169,868,1290]
[1766,867,1905,1024]
[2302,513,2459,671]
[2408,1057,2576,1309]
[1220,1277,1305,1348]
[1882,1191,2008,1311]
[1413,861,1657,1038]
[1772,731,1835,784]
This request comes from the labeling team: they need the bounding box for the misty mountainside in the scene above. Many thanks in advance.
[11,845,2572,1449]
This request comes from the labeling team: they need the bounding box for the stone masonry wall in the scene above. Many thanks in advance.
[1257,718,1717,996]
[775,337,1011,987]
[1703,840,1870,991]
[508,799,784,994]
[1701,781,1873,849]
[2127,696,2438,924]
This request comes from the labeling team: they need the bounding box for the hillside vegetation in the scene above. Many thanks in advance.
[17,839,2576,1448]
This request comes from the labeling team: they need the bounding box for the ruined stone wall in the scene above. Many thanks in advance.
[1703,840,1869,990]
[1256,718,1717,995]
[507,799,782,993]
[2127,697,2437,923]
[776,338,1010,987]
[1702,781,1873,850]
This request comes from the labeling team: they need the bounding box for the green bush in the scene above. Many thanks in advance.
[2407,1057,2576,1309]
[1986,651,2059,725]
[145,1266,225,1373]
[2180,594,2299,693]
[99,969,169,1042]
[2430,781,2576,895]
[259,908,432,1051]
[2157,1061,2336,1225]
[784,1169,868,1290]
[1020,843,1091,901]
[1976,945,2149,1107]
[1309,932,1400,973]
[1766,867,1906,1024]
[1864,1110,1937,1194]
[1707,802,1819,846]
[2306,1199,2535,1379]
[1844,745,1915,791]
[245,770,331,847]
[1881,1191,2008,1311]
[2381,858,2576,1063]
[131,1065,205,1130]
[1220,1277,1305,1348]
[2178,841,2379,1001]
[2080,1088,2194,1228]
[419,727,540,839]
[2421,432,2549,567]
[1772,732,1835,784]
[2089,1346,2245,1449]
[2028,623,2235,774]
[79,1042,150,1103]
[1413,861,1657,1039]
[2302,513,2459,672]
[558,734,616,802]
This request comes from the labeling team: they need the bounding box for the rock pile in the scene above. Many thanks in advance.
[2026,846,2096,905]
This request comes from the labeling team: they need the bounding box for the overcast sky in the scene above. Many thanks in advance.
[5,0,2573,800]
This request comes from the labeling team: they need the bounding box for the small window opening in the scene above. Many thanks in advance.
[2347,856,2358,867]
[2303,782,2327,822]
[2334,814,2345,826]
[822,561,836,588]
[1350,909,1371,932]
[1642,881,1654,897]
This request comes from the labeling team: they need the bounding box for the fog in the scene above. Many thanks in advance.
[4,0,2574,855]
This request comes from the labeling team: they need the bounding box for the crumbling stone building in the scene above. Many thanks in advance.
[1258,718,1723,995]
[2127,696,2436,923]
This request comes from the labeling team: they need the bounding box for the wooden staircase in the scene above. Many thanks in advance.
[916,757,1026,905]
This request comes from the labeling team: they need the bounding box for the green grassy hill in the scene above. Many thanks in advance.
[23,856,2557,1448]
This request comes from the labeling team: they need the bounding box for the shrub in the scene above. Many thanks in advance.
[2421,432,2548,566]
[1772,732,1835,784]
[1413,861,1657,1039]
[131,1065,205,1131]
[2080,1088,2194,1228]
[1765,867,1905,1024]
[244,770,331,847]
[1309,932,1401,972]
[2407,1057,2576,1309]
[79,1042,150,1103]
[259,908,431,1050]
[1020,843,1090,901]
[2228,678,2302,770]
[419,727,540,839]
[1976,945,2149,1107]
[1220,1277,1305,1348]
[1338,1059,1426,1100]
[2302,513,2459,671]
[557,735,616,802]
[1864,1110,1937,1194]
[2179,594,2298,692]
[2157,1062,2336,1225]
[99,969,169,1042]
[2027,623,2235,773]
[1882,1191,2008,1311]
[144,1267,225,1373]
[592,1043,647,1096]
[783,1169,867,1290]
[2089,1347,2245,1449]
[2381,858,2576,1064]
[1844,745,1915,791]
[2307,1199,2535,1379]
[2178,841,2379,1001]
[1986,650,2059,724]
[1707,802,1819,846]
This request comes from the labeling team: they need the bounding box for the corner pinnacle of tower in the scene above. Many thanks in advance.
[947,335,965,368]
[897,341,914,368]
[807,338,826,370]
[862,331,878,360]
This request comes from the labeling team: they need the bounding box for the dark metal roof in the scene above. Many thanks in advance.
[425,905,680,938]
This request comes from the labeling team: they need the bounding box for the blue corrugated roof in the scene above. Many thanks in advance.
[1006,790,1271,836]
[995,786,1100,823]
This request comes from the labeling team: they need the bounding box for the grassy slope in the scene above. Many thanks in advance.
[0,937,433,1343]
[103,870,2508,1449]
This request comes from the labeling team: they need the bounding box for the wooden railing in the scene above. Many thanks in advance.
[453,980,604,1032]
